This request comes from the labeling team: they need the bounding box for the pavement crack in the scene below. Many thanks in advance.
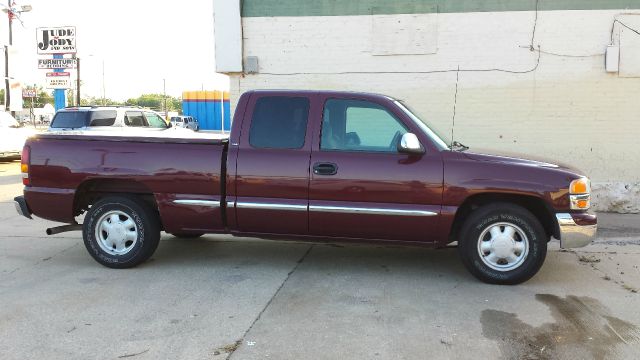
[570,251,638,294]
[227,245,314,359]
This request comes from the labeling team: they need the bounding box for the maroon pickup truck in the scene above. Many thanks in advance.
[14,90,596,284]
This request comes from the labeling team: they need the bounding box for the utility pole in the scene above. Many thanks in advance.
[5,0,12,115]
[4,2,31,115]
[101,59,105,105]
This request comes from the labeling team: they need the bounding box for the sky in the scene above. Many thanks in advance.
[4,0,229,101]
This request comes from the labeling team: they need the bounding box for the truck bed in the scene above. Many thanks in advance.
[25,132,228,234]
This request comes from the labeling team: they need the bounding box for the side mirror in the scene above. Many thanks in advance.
[167,122,173,128]
[398,133,425,154]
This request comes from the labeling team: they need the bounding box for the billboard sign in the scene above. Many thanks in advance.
[22,89,37,98]
[46,77,71,90]
[46,72,71,77]
[38,58,77,69]
[37,26,76,54]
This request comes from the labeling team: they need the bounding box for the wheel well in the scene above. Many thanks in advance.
[450,193,558,243]
[74,179,158,219]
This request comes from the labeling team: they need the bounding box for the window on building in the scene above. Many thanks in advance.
[249,96,310,149]
[321,99,408,153]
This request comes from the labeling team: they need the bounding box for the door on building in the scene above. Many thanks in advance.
[308,95,443,242]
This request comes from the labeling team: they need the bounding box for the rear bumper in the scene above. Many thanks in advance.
[14,196,33,219]
[556,213,597,249]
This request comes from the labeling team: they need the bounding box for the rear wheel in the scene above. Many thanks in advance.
[457,203,547,285]
[83,196,160,269]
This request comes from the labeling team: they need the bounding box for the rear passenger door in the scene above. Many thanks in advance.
[233,93,315,235]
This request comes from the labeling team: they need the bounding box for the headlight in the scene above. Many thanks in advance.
[569,178,591,210]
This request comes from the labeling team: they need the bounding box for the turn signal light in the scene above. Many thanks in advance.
[570,195,591,210]
[569,178,591,210]
[577,199,589,208]
[570,178,590,194]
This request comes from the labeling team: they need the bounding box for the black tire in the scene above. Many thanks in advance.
[83,196,161,269]
[457,203,547,285]
[170,233,204,239]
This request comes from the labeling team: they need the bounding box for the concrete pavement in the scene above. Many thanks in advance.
[1,160,639,359]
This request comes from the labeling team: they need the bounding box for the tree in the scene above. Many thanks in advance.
[125,93,182,113]
[0,88,52,108]
[34,88,54,108]
[80,96,123,106]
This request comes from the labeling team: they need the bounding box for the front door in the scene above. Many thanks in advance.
[309,96,443,242]
[234,94,314,235]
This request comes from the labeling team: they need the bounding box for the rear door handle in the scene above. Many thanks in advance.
[313,162,338,176]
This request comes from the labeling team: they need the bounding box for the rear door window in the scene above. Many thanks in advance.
[89,110,117,127]
[249,96,310,149]
[50,111,89,128]
[124,111,146,127]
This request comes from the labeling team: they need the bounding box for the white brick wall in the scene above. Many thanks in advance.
[229,10,640,213]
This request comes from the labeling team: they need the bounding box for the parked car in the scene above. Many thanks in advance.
[0,112,37,160]
[48,106,171,132]
[14,90,596,284]
[170,115,199,131]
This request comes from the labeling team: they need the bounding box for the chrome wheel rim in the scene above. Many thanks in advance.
[95,210,138,256]
[477,222,529,272]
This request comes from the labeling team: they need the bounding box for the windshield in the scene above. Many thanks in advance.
[394,101,451,150]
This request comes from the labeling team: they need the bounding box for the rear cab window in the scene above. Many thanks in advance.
[249,96,310,149]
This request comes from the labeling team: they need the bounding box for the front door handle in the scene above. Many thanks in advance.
[313,162,338,176]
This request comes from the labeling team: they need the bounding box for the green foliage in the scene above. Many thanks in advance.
[0,87,54,108]
[80,97,124,106]
[125,93,182,113]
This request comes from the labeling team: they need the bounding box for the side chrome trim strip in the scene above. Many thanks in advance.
[309,205,437,217]
[236,202,307,211]
[173,199,220,207]
[232,201,438,216]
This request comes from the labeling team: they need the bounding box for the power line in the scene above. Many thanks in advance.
[259,46,541,76]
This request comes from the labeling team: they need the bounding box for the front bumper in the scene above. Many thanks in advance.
[556,213,597,248]
[14,196,32,219]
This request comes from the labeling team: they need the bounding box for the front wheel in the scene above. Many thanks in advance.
[83,196,161,269]
[457,203,547,285]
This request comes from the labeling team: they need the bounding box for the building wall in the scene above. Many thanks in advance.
[219,1,640,213]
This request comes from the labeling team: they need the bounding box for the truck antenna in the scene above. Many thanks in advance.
[450,66,460,147]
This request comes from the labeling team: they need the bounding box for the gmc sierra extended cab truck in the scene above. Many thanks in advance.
[14,90,597,284]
